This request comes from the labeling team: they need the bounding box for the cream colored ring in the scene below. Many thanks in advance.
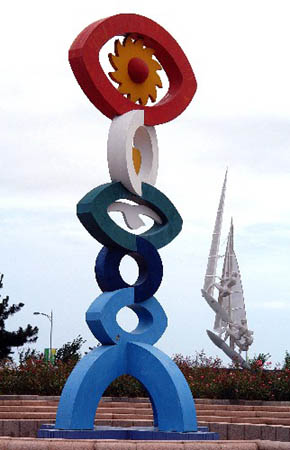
[107,110,158,196]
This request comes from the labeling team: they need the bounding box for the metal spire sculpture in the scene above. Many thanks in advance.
[201,172,254,369]
[203,169,227,296]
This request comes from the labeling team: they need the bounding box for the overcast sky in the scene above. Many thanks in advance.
[1,0,290,366]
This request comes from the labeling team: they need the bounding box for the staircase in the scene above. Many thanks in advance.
[0,396,290,441]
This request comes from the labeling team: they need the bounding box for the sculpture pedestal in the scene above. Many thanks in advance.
[38,425,219,441]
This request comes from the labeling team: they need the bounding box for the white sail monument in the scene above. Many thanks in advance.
[201,171,253,368]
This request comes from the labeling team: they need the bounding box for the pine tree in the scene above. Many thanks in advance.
[55,335,86,363]
[0,273,38,360]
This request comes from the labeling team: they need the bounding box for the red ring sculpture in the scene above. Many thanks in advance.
[69,14,197,126]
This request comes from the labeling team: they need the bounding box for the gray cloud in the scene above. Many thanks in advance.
[1,0,290,365]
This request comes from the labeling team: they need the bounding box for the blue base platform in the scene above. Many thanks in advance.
[38,425,219,441]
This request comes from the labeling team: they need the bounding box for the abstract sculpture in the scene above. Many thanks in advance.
[38,13,218,441]
[202,171,254,369]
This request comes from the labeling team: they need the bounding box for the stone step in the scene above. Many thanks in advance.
[94,419,153,427]
[1,395,290,405]
[2,397,290,412]
[0,412,56,420]
[252,406,290,412]
[0,413,154,421]
[2,418,290,443]
[3,403,290,420]
[2,396,290,443]
[95,413,141,420]
[97,413,153,420]
[99,401,151,408]
[199,420,290,442]
[255,411,290,418]
[198,415,290,426]
[3,408,290,425]
[0,400,58,407]
[0,406,58,413]
[195,404,290,412]
[198,415,236,423]
[101,397,150,403]
[98,407,153,415]
[199,410,258,418]
[0,396,59,401]
[0,412,290,426]
[3,399,290,413]
[0,406,154,415]
[231,417,290,426]
[3,395,290,441]
[196,409,290,419]
[0,437,270,449]
[194,398,290,406]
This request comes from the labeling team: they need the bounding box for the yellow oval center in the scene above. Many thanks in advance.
[132,147,142,174]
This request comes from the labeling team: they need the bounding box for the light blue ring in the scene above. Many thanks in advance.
[86,287,167,345]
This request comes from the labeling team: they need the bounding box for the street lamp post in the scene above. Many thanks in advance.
[33,310,53,360]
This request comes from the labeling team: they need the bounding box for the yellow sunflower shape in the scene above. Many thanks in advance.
[109,36,163,106]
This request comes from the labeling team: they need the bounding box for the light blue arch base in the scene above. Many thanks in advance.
[127,343,197,432]
[55,342,197,432]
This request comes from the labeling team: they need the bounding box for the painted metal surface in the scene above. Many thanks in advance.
[77,182,183,251]
[69,14,197,125]
[107,110,158,196]
[38,425,218,440]
[203,170,227,296]
[214,219,247,333]
[95,238,163,302]
[53,12,201,437]
[202,173,253,368]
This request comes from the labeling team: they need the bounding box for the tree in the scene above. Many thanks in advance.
[0,273,38,360]
[55,335,86,364]
[283,351,290,370]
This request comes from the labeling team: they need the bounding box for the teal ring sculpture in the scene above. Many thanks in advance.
[77,182,183,251]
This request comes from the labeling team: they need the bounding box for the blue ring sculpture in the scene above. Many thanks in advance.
[95,240,163,302]
[38,14,219,441]
[54,181,198,432]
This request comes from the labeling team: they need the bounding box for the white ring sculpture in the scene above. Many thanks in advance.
[107,110,158,196]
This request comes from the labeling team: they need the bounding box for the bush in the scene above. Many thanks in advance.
[0,357,76,395]
[248,353,271,371]
[0,356,147,397]
[104,375,147,398]
[2,348,290,400]
[173,351,290,401]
